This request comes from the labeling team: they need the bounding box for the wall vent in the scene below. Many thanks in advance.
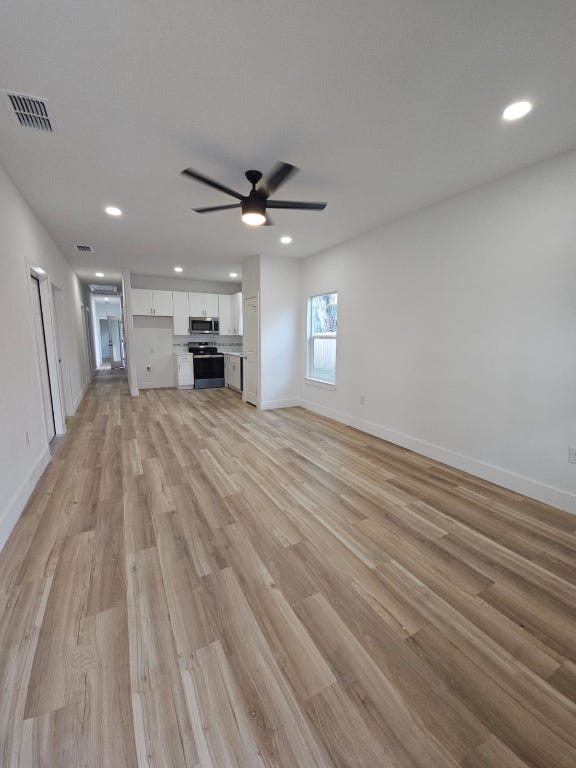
[3,92,53,132]
[75,244,94,253]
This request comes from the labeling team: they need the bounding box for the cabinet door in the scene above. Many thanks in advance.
[153,290,173,317]
[218,295,232,335]
[173,291,189,335]
[232,292,243,335]
[205,293,219,317]
[131,288,153,315]
[230,360,241,389]
[177,359,195,387]
[188,293,206,317]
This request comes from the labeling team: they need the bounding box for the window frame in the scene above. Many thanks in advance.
[306,291,338,387]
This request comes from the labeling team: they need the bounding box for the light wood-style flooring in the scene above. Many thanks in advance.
[1,374,576,767]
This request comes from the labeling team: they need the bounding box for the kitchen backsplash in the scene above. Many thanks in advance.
[173,333,242,352]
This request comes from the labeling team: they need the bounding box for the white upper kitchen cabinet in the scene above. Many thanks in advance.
[131,288,153,316]
[131,289,173,316]
[188,293,206,317]
[218,294,233,335]
[172,291,190,335]
[153,290,174,316]
[189,292,219,317]
[232,292,243,335]
[205,293,219,317]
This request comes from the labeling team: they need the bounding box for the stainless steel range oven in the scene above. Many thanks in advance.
[189,344,225,388]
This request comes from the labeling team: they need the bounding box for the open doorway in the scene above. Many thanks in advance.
[91,295,125,371]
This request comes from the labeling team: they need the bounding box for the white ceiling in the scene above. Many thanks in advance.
[1,0,576,283]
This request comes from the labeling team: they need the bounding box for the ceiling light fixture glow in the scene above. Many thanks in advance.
[280,235,292,244]
[104,298,110,302]
[242,211,266,226]
[95,272,104,277]
[105,205,122,216]
[502,101,533,121]
[230,272,238,278]
[174,266,183,272]
[33,266,46,274]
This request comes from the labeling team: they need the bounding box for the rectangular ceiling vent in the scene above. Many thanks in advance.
[90,284,118,296]
[3,92,53,132]
[75,244,94,253]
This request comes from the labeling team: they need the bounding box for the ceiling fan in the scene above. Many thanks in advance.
[180,161,327,226]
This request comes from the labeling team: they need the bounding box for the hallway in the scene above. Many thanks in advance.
[0,376,575,766]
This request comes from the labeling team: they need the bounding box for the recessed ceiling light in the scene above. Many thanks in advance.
[95,272,104,278]
[502,101,533,121]
[174,266,183,273]
[32,266,46,274]
[230,272,238,278]
[280,235,292,244]
[105,205,122,217]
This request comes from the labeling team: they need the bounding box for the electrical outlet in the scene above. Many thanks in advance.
[146,365,152,372]
[360,395,365,406]
[569,446,576,464]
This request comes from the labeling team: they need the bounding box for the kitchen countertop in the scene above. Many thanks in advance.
[224,351,244,357]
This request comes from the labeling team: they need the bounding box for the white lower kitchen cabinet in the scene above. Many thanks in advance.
[174,353,194,388]
[226,354,242,391]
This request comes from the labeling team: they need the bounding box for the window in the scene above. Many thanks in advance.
[308,292,337,384]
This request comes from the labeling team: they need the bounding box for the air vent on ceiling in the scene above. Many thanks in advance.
[75,244,94,253]
[3,92,53,132]
[90,284,118,296]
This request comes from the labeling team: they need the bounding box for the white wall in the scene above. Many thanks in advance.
[131,274,241,294]
[0,163,90,550]
[299,151,576,513]
[260,256,300,409]
[133,316,175,388]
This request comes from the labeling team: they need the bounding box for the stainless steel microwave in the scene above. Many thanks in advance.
[189,316,219,334]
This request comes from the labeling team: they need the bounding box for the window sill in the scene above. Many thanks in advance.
[304,377,336,390]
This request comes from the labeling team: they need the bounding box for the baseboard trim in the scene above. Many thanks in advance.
[259,397,300,411]
[300,399,576,515]
[130,387,139,397]
[0,447,51,553]
[71,382,88,414]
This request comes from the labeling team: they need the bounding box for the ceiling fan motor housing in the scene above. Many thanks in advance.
[242,190,266,218]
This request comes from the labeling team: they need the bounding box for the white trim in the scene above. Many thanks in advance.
[299,399,576,515]
[71,382,88,413]
[304,377,336,390]
[130,387,140,397]
[259,398,300,410]
[0,448,50,552]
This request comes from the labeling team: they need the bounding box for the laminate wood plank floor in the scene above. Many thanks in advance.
[1,374,575,767]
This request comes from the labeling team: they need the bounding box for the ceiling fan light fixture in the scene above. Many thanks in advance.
[242,212,266,226]
[241,194,266,226]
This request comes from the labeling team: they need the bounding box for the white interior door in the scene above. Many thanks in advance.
[31,275,56,441]
[243,295,259,406]
[52,284,71,415]
[108,316,123,368]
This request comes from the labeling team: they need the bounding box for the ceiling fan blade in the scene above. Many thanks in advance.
[266,200,327,210]
[258,162,299,197]
[193,204,241,213]
[263,215,275,226]
[181,168,244,201]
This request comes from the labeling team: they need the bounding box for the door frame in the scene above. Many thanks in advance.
[28,268,67,435]
[242,292,260,407]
